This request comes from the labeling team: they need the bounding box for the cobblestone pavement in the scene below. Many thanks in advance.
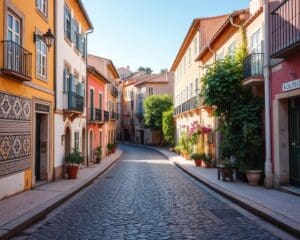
[17,145,278,240]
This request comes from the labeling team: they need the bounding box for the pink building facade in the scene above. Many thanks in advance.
[269,0,300,188]
[87,66,110,163]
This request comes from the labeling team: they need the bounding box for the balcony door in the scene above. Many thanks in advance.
[250,29,262,75]
[7,12,21,71]
[289,98,300,186]
[90,89,94,119]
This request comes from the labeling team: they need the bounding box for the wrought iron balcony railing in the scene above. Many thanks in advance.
[104,111,109,122]
[243,53,264,80]
[271,0,300,57]
[1,40,32,81]
[65,91,84,112]
[174,96,203,116]
[89,108,102,122]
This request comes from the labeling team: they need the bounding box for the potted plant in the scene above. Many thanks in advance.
[243,122,263,186]
[190,153,205,167]
[179,133,192,159]
[201,154,213,168]
[95,146,102,164]
[217,158,236,181]
[65,148,84,179]
[111,143,117,154]
[107,143,112,155]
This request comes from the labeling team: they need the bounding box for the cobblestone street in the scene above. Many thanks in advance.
[16,145,278,240]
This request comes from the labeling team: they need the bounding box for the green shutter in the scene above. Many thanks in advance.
[63,68,67,92]
[71,18,75,42]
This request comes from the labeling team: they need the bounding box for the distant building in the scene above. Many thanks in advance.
[121,72,174,144]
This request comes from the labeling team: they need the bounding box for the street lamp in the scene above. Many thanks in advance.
[34,28,55,49]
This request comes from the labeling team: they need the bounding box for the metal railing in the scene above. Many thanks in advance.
[104,111,109,122]
[271,0,300,56]
[174,95,203,116]
[243,53,264,80]
[89,108,102,122]
[1,40,32,80]
[66,92,84,112]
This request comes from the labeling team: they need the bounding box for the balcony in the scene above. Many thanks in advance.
[1,40,32,81]
[89,108,103,124]
[271,0,300,58]
[104,111,109,122]
[243,53,264,86]
[111,85,118,98]
[174,96,204,116]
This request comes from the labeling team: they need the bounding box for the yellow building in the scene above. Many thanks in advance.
[0,0,55,199]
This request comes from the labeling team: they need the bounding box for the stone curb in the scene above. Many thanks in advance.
[0,150,124,240]
[122,143,300,238]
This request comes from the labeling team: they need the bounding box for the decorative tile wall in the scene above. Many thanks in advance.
[0,92,31,178]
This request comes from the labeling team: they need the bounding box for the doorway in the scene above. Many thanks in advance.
[89,130,94,163]
[140,130,144,144]
[35,113,49,181]
[65,127,71,156]
[289,98,300,186]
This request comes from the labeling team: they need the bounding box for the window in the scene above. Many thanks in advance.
[195,78,199,94]
[36,0,47,17]
[228,42,236,56]
[188,48,191,65]
[81,34,86,57]
[73,20,80,51]
[194,37,198,55]
[7,12,21,71]
[147,87,154,96]
[99,93,103,109]
[64,5,71,40]
[190,82,193,96]
[74,132,80,149]
[73,73,79,93]
[250,29,261,53]
[63,67,71,92]
[216,50,224,61]
[36,40,47,78]
[90,89,94,108]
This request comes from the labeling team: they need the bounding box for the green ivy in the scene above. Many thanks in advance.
[201,41,263,169]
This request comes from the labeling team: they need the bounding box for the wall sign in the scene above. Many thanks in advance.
[282,79,300,92]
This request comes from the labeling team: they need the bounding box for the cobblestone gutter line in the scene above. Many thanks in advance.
[0,150,124,240]
[122,143,300,238]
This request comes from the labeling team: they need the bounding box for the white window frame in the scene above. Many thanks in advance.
[147,87,154,96]
[250,29,262,53]
[36,39,47,79]
[36,0,48,17]
[74,131,80,150]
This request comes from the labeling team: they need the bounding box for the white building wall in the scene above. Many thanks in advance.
[0,172,24,200]
[54,0,87,171]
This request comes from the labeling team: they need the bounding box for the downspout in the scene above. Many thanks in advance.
[85,28,94,167]
[53,0,57,181]
[263,0,273,188]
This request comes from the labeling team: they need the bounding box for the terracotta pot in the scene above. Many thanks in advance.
[111,148,116,154]
[201,161,211,168]
[246,170,262,186]
[95,157,101,164]
[194,159,202,167]
[66,165,79,179]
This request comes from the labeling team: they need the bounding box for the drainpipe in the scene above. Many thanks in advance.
[85,28,94,167]
[263,0,273,188]
[53,0,57,181]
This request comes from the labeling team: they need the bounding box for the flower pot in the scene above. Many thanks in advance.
[111,148,116,154]
[66,165,79,179]
[201,161,211,168]
[95,157,101,164]
[246,170,262,186]
[194,159,202,167]
[217,165,234,181]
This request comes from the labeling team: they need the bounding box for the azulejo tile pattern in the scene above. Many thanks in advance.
[0,92,31,178]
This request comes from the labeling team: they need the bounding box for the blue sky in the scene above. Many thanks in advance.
[84,0,249,73]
